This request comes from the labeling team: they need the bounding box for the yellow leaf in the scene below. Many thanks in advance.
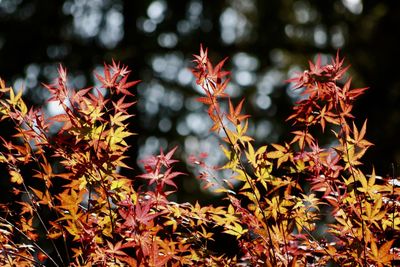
[9,170,23,184]
[110,112,133,127]
[110,179,128,190]
[109,126,134,148]
[214,187,236,195]
[7,87,23,106]
[18,98,28,116]
[221,144,239,170]
[246,143,268,168]
[245,142,256,167]
[47,231,63,239]
[223,223,247,239]
[267,150,284,159]
[30,187,52,207]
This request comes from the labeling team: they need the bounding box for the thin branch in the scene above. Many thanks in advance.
[204,81,279,265]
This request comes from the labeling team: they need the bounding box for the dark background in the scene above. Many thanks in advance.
[1,0,400,202]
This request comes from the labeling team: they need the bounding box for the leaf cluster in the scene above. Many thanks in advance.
[0,46,399,266]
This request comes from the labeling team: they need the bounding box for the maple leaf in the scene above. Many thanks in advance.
[110,59,130,77]
[221,144,240,171]
[322,151,343,179]
[57,64,68,85]
[211,75,230,98]
[118,202,137,229]
[195,225,214,241]
[43,65,70,104]
[157,146,179,168]
[160,168,183,189]
[226,98,250,125]
[108,126,134,148]
[300,193,322,212]
[6,86,23,106]
[192,44,230,100]
[290,130,315,150]
[347,86,368,101]
[16,201,34,216]
[267,143,293,167]
[138,167,183,189]
[70,87,92,105]
[112,95,136,114]
[193,44,208,70]
[265,195,291,220]
[317,105,339,131]
[32,159,54,187]
[9,169,23,184]
[196,96,214,106]
[49,113,70,124]
[115,74,140,96]
[137,169,163,186]
[331,50,349,81]
[105,241,129,257]
[286,55,324,89]
[140,146,179,170]
[368,239,394,266]
[134,201,159,226]
[362,195,386,228]
[223,222,248,239]
[356,169,381,197]
[110,112,133,127]
[224,120,253,149]
[224,205,240,225]
[350,120,373,148]
[95,63,118,89]
[148,240,170,266]
[30,187,53,207]
[55,189,85,221]
[208,107,222,132]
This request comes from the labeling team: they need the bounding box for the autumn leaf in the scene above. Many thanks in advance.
[133,201,159,226]
[226,98,250,125]
[223,222,247,239]
[105,241,129,257]
[369,239,394,266]
[267,143,292,167]
[112,95,137,114]
[350,120,373,148]
[356,169,381,197]
[9,170,23,184]
[110,112,133,127]
[115,74,140,95]
[30,187,53,207]
[95,63,118,89]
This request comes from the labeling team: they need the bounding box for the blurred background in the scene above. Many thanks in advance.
[1,0,400,202]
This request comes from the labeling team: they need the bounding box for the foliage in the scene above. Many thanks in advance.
[0,46,399,266]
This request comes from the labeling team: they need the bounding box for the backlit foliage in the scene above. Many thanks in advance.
[0,46,399,266]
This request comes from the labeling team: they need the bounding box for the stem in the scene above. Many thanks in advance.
[90,170,116,236]
[0,239,14,266]
[86,183,92,222]
[21,182,65,265]
[337,112,367,267]
[0,216,59,267]
[301,225,340,265]
[284,125,309,263]
[10,112,70,265]
[1,250,46,267]
[276,205,290,264]
[205,83,278,265]
[390,163,395,267]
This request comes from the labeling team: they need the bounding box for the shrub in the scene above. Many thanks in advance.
[0,46,399,266]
